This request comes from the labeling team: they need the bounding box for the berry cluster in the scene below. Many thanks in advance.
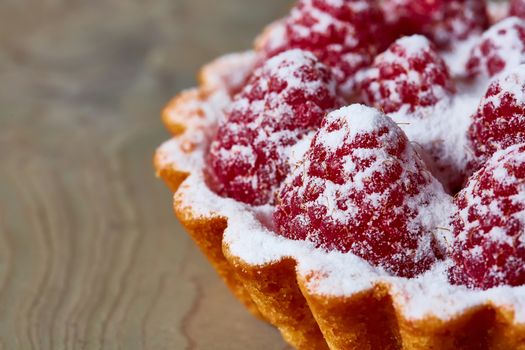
[206,0,525,288]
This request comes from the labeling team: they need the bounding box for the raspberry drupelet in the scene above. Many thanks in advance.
[360,35,456,115]
[466,17,525,78]
[468,65,525,168]
[510,0,525,19]
[207,49,341,206]
[274,104,445,277]
[449,143,525,290]
[381,0,488,49]
[262,0,388,96]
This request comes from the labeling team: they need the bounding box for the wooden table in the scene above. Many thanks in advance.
[0,1,293,348]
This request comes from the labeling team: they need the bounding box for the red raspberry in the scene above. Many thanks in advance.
[274,104,443,277]
[449,143,525,289]
[207,50,340,205]
[262,0,388,96]
[468,65,525,167]
[382,0,488,49]
[466,17,525,78]
[360,35,456,114]
[510,0,525,19]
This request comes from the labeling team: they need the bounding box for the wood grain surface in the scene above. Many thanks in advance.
[0,1,293,349]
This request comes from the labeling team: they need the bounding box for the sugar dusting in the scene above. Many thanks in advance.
[388,81,483,190]
[161,44,525,323]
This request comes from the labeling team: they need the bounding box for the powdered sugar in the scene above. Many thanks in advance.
[392,35,431,56]
[498,65,525,103]
[157,88,233,173]
[441,35,480,78]
[388,82,482,191]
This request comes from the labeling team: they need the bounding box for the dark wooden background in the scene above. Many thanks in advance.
[0,1,294,349]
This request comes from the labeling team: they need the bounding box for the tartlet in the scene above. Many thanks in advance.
[155,1,525,349]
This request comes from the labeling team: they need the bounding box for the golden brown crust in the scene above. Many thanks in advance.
[298,278,402,350]
[171,187,525,350]
[153,152,188,192]
[409,306,525,349]
[397,306,497,349]
[174,203,263,319]
[224,250,328,350]
[299,276,525,350]
[161,88,208,136]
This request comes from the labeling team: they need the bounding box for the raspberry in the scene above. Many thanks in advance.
[207,50,340,205]
[466,17,525,78]
[360,35,456,114]
[274,104,442,277]
[262,0,387,96]
[510,0,525,19]
[382,0,488,49]
[449,143,525,289]
[468,65,525,167]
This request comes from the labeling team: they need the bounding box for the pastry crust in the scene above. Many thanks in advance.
[224,248,328,350]
[154,52,525,350]
[175,202,264,320]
